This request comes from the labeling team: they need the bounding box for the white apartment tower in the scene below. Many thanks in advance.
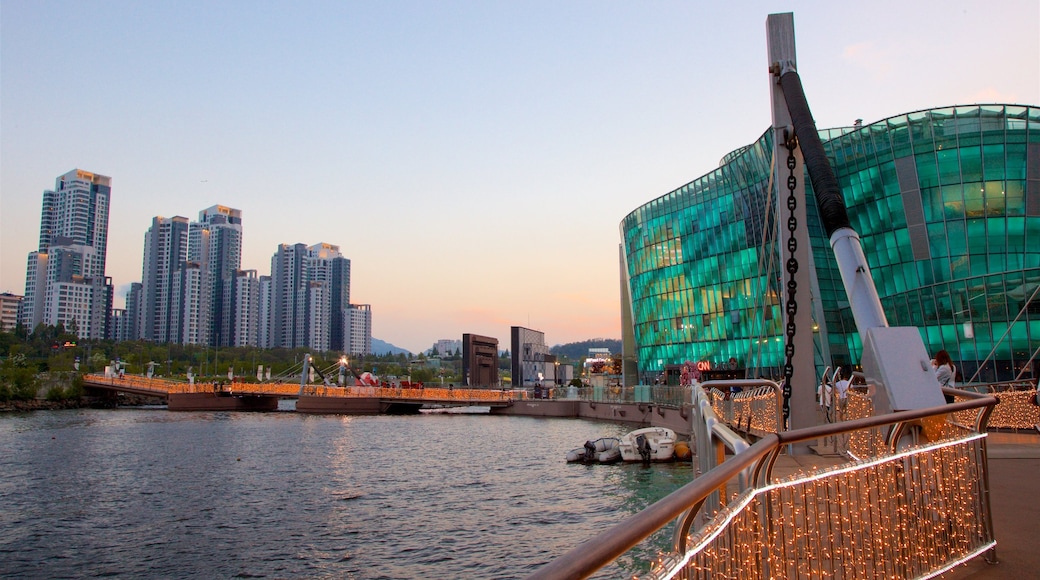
[231,270,260,347]
[347,304,372,356]
[20,170,113,338]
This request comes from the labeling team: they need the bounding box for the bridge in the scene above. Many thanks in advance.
[81,373,529,413]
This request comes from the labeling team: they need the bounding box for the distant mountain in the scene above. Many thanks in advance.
[550,339,622,361]
[371,338,412,356]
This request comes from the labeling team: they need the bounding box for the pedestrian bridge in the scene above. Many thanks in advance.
[81,373,529,412]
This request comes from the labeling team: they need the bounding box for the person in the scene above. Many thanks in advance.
[817,378,832,409]
[834,367,851,401]
[934,349,956,403]
[817,376,833,421]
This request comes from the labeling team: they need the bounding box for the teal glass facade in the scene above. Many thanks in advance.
[620,105,1040,384]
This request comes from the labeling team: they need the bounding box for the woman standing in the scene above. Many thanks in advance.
[934,349,956,403]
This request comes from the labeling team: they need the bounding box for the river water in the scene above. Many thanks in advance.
[0,407,693,579]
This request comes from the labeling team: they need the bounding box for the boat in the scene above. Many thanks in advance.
[566,437,622,464]
[618,427,677,463]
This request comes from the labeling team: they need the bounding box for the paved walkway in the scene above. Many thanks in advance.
[943,431,1040,579]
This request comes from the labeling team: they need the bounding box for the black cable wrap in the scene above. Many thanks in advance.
[779,71,852,237]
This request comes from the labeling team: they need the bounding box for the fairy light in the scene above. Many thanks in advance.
[652,432,992,580]
[951,387,1040,430]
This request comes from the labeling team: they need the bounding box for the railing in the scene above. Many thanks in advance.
[953,380,1040,431]
[300,385,529,403]
[705,381,783,438]
[84,374,531,403]
[527,395,998,580]
[544,385,690,406]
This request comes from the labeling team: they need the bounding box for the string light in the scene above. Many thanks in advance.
[647,433,993,579]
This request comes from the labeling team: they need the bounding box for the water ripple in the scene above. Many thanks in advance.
[0,409,691,578]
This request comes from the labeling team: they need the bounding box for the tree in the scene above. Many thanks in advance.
[0,352,39,401]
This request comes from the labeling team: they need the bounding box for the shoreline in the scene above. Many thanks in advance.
[0,394,165,413]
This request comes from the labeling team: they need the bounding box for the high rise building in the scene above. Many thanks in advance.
[140,215,190,343]
[307,243,350,351]
[172,261,204,344]
[269,243,307,349]
[193,205,243,346]
[257,275,272,349]
[137,204,242,346]
[347,304,372,356]
[231,269,259,347]
[124,282,142,341]
[109,308,129,342]
[266,242,351,352]
[20,170,112,338]
[0,293,23,332]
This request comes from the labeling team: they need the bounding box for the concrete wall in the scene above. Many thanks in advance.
[296,395,382,414]
[491,400,691,436]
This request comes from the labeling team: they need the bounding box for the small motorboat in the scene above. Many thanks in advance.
[618,427,677,463]
[566,437,622,464]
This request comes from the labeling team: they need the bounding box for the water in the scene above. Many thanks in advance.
[0,408,692,579]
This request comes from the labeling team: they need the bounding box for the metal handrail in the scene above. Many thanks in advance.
[526,395,998,580]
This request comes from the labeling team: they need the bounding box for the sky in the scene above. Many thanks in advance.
[2,1,1038,354]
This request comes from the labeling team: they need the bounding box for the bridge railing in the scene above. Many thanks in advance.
[299,384,530,403]
[952,380,1040,431]
[526,394,998,580]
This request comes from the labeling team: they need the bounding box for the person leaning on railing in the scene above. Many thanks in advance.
[933,350,956,403]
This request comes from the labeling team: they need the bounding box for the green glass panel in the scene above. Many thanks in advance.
[895,227,913,262]
[966,219,987,253]
[937,149,961,185]
[946,219,967,256]
[951,255,970,279]
[943,184,966,219]
[970,254,989,277]
[916,153,939,189]
[985,182,1007,216]
[1006,180,1025,216]
[890,117,911,157]
[921,187,942,222]
[1026,218,1040,254]
[959,146,983,182]
[1005,144,1027,179]
[982,144,1005,180]
[964,184,985,217]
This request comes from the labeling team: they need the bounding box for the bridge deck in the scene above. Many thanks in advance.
[83,374,529,407]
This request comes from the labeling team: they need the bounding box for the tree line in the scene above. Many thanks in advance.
[0,323,464,401]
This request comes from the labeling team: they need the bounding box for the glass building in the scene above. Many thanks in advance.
[620,105,1040,385]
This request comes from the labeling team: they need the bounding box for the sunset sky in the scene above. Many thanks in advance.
[2,0,1037,354]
